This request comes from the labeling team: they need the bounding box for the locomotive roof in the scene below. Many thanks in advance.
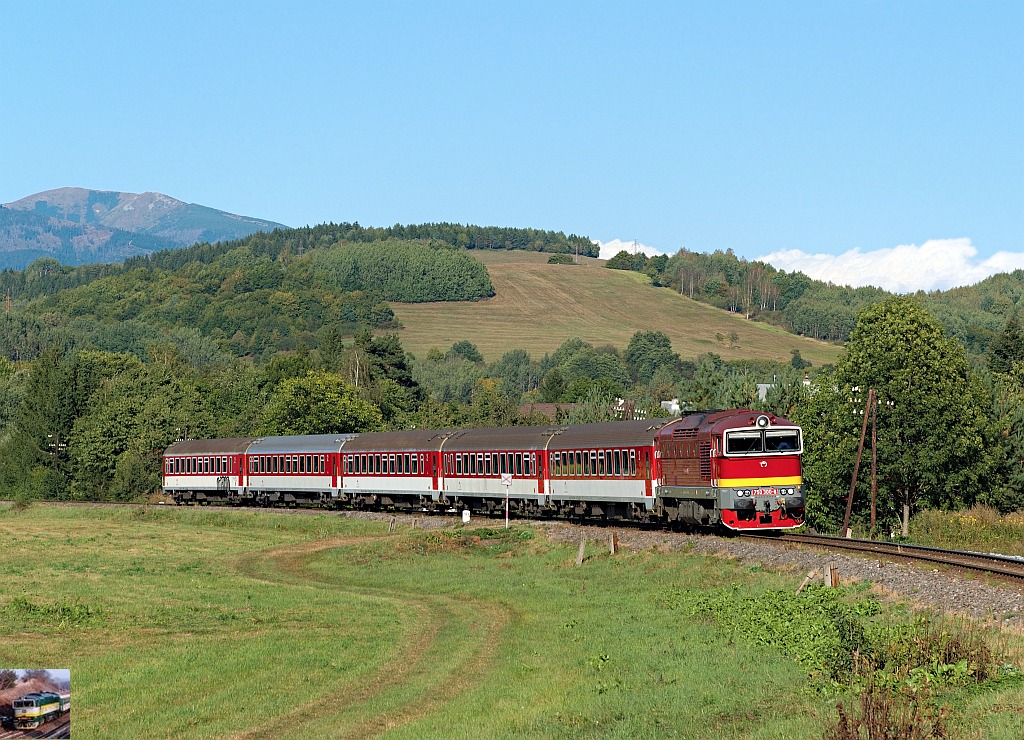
[164,437,256,456]
[659,410,798,438]
[247,434,359,454]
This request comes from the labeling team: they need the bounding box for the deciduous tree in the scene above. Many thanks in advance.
[796,298,991,535]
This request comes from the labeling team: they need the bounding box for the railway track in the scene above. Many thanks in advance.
[0,717,70,739]
[741,532,1024,580]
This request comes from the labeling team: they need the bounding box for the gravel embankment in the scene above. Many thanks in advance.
[539,522,1024,627]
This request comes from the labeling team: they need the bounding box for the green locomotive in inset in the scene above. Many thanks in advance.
[12,691,70,730]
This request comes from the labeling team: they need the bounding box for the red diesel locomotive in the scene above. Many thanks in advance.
[162,409,804,531]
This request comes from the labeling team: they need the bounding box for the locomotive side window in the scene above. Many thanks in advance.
[765,430,801,452]
[726,431,763,454]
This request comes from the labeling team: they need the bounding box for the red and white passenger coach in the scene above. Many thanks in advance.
[163,409,804,531]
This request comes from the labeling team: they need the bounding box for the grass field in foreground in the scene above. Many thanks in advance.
[2,505,1023,738]
[389,251,842,366]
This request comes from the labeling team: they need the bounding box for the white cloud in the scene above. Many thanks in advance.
[757,238,1024,293]
[593,238,666,260]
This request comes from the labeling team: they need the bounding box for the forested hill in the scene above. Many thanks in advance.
[0,228,496,363]
[605,247,1024,357]
[0,218,589,363]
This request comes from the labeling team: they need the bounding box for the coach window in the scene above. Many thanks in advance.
[456,454,463,475]
[644,451,651,479]
[215,457,221,474]
[512,453,520,476]
[598,450,605,476]
[468,454,475,475]
[298,456,304,474]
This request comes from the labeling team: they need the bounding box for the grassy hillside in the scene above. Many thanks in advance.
[391,251,842,364]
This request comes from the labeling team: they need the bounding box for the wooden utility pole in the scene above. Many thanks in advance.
[841,388,876,537]
[870,398,877,533]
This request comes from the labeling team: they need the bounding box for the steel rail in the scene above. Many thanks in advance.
[740,532,1024,579]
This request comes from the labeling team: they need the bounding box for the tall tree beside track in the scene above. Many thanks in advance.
[796,297,991,535]
[261,370,385,435]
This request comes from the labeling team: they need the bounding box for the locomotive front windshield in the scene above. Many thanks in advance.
[725,428,801,455]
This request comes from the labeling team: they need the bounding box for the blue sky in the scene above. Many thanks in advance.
[1,1,1020,291]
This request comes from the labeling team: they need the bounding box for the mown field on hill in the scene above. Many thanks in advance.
[4,504,1024,739]
[389,251,842,365]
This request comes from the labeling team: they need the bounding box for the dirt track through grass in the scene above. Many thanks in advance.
[231,534,512,739]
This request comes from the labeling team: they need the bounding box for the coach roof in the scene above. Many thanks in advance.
[247,434,359,455]
[165,438,255,456]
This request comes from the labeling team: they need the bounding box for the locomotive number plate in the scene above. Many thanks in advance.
[751,487,778,496]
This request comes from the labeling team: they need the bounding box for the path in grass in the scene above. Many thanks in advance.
[231,533,513,739]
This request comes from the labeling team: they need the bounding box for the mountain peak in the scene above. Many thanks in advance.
[0,187,288,270]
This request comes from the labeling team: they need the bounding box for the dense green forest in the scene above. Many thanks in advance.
[606,247,1024,355]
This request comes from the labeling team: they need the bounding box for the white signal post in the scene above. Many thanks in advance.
[501,472,512,528]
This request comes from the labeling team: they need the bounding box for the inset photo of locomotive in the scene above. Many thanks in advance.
[0,669,70,738]
[163,409,803,531]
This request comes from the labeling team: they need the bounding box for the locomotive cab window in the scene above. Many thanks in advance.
[765,429,801,452]
[725,431,763,454]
